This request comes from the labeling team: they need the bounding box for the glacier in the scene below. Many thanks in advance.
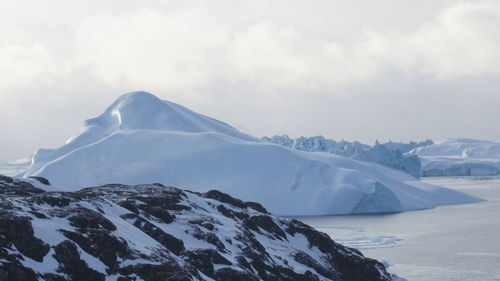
[409,138,500,177]
[262,135,370,158]
[21,91,482,215]
[263,136,429,178]
[265,136,500,178]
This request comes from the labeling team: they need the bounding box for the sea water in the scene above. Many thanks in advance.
[298,177,500,281]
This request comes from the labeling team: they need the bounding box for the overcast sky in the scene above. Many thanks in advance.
[1,0,500,161]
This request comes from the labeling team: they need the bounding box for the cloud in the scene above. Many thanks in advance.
[74,8,382,91]
[367,1,500,78]
[71,0,500,93]
[2,0,499,96]
[1,0,500,161]
[0,44,57,90]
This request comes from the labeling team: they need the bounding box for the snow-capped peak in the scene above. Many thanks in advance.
[27,91,256,176]
[68,91,255,144]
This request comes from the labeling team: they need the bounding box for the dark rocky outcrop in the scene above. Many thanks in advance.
[28,176,51,186]
[0,216,50,262]
[52,240,106,281]
[0,176,396,281]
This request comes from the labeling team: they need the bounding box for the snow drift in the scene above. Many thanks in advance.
[22,91,481,215]
[409,138,500,176]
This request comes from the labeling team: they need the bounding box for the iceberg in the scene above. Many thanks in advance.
[263,136,427,178]
[409,138,500,177]
[22,91,482,215]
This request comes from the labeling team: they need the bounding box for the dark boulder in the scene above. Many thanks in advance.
[53,240,106,281]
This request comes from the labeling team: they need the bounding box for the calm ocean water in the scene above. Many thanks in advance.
[298,177,500,281]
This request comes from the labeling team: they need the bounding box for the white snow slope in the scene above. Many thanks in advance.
[409,138,500,177]
[22,92,481,215]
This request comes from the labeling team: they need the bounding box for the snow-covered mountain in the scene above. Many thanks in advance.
[263,136,428,179]
[22,91,481,215]
[0,174,399,281]
[409,138,500,176]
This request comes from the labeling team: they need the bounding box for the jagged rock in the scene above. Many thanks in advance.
[0,176,397,281]
[0,175,45,196]
[52,240,105,281]
[0,216,50,262]
[28,176,51,185]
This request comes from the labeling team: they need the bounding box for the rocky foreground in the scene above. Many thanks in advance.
[0,175,397,281]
